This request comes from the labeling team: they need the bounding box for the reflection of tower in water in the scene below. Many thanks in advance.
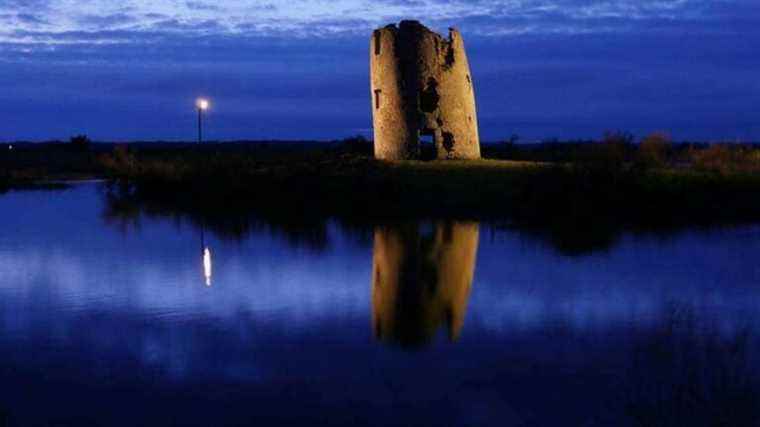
[371,221,479,348]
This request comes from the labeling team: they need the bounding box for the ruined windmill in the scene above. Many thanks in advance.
[370,20,481,160]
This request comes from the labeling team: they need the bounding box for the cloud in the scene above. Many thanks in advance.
[77,12,138,28]
[0,0,758,141]
[0,0,740,43]
[16,13,49,25]
[185,1,222,12]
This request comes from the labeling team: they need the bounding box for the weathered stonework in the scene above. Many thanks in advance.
[371,222,479,348]
[370,20,481,160]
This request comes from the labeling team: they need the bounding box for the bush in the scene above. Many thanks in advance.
[341,135,373,155]
[99,145,136,176]
[575,131,632,174]
[637,131,672,169]
[688,144,760,174]
[70,134,91,152]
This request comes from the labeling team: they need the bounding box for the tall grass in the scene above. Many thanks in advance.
[637,131,672,169]
[689,144,760,174]
[622,305,759,427]
[4,136,760,227]
[486,133,760,174]
[94,140,760,237]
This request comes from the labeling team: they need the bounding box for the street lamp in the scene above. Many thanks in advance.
[196,98,210,144]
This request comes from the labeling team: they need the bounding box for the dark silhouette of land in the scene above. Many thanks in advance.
[4,135,760,239]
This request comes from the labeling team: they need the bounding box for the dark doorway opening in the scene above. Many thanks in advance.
[419,132,436,160]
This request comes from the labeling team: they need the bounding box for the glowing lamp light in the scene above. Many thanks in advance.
[196,98,210,144]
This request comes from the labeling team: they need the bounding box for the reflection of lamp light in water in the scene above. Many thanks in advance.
[203,247,212,287]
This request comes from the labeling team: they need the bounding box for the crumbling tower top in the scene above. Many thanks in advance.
[370,21,481,160]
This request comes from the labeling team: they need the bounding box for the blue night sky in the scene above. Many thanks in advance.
[1,0,758,142]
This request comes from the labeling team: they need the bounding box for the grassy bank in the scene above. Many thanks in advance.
[5,137,760,230]
[5,138,760,254]
[0,141,107,192]
[95,141,760,229]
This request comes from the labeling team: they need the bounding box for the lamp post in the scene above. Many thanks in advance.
[196,98,210,144]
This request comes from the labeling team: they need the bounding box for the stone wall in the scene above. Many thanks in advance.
[370,20,481,160]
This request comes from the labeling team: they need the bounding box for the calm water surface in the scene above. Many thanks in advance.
[1,183,759,426]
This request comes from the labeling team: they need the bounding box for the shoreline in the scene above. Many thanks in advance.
[4,140,760,227]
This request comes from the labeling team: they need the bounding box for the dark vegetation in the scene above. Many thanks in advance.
[4,133,760,243]
[619,304,759,427]
[0,138,108,193]
[98,133,760,219]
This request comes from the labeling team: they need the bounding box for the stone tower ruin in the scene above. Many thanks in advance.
[370,20,481,160]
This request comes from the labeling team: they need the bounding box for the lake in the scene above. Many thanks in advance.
[0,183,759,426]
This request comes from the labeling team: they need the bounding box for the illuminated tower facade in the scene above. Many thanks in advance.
[370,20,481,160]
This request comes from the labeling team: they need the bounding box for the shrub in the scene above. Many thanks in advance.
[575,131,632,174]
[637,131,672,169]
[70,134,91,152]
[99,145,136,176]
[691,144,730,173]
[341,135,373,155]
[687,144,760,174]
